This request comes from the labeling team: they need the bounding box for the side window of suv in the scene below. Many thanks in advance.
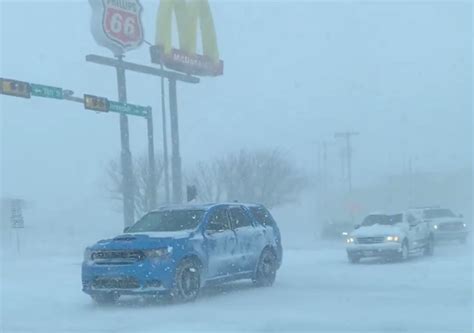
[207,208,230,232]
[250,206,275,227]
[228,207,252,229]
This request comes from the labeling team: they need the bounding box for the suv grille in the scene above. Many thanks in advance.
[92,277,140,289]
[91,250,145,265]
[357,237,385,244]
[438,222,463,231]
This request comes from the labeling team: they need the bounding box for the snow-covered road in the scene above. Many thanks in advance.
[1,241,472,333]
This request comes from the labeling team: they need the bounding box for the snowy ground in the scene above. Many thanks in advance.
[1,240,472,333]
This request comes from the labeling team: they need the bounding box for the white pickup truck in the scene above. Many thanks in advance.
[346,212,434,263]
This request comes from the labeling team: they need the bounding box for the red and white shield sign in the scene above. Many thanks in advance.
[101,0,144,50]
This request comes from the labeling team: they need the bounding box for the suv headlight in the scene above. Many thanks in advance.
[346,237,356,244]
[463,223,467,228]
[385,236,400,242]
[433,225,438,230]
[145,246,173,260]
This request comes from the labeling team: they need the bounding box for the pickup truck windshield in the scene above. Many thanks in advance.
[424,209,455,219]
[127,210,205,232]
[362,214,402,226]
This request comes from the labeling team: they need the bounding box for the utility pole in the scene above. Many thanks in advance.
[335,131,359,193]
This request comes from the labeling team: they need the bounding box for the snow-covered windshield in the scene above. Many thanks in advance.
[127,210,204,232]
[424,209,455,219]
[361,214,402,226]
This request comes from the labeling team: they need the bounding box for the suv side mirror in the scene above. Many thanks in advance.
[354,224,360,230]
[123,226,130,233]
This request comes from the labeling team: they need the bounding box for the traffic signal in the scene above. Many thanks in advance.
[0,78,31,98]
[84,94,109,112]
[187,185,197,202]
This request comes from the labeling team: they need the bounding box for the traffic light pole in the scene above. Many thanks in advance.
[146,108,158,210]
[85,54,199,207]
[115,56,135,227]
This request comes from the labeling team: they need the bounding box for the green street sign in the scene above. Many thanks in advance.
[30,83,63,99]
[109,101,150,118]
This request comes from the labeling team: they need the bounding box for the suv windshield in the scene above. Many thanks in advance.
[423,209,455,219]
[127,210,205,233]
[361,214,402,226]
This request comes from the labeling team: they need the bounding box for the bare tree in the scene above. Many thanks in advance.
[106,152,164,217]
[189,149,306,208]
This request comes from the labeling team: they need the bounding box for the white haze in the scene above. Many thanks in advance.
[0,1,472,332]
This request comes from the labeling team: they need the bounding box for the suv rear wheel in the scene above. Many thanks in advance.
[253,248,277,287]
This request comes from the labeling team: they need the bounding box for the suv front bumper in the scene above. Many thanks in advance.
[81,259,175,296]
[346,242,402,258]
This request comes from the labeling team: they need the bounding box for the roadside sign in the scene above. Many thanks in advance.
[10,200,24,229]
[30,83,63,99]
[89,0,144,55]
[109,101,149,117]
[0,78,31,98]
[84,94,109,112]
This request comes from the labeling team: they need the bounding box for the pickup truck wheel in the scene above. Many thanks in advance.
[424,236,434,256]
[253,248,277,287]
[91,292,119,305]
[398,241,409,261]
[170,258,201,303]
[348,254,360,264]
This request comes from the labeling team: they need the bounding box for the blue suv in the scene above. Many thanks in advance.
[82,203,282,303]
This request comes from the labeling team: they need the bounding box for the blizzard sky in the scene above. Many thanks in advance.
[0,1,471,220]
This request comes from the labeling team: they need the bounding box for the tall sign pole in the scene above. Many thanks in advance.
[160,66,171,203]
[150,0,224,203]
[168,78,182,203]
[89,0,146,226]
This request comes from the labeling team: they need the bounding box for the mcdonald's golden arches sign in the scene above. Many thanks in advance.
[150,0,224,76]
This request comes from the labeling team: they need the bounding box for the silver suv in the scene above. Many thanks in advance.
[346,212,434,263]
[407,207,468,244]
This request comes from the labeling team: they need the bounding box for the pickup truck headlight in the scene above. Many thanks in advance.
[385,236,400,242]
[83,248,92,262]
[145,247,172,260]
[346,237,356,244]
[463,223,467,228]
[433,225,438,230]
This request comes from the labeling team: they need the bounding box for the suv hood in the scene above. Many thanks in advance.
[351,224,404,238]
[89,231,192,251]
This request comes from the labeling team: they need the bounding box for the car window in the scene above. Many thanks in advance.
[206,207,230,232]
[249,206,275,227]
[423,209,455,219]
[228,207,252,229]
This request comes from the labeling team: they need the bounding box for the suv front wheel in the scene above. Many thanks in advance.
[398,240,409,261]
[424,236,434,256]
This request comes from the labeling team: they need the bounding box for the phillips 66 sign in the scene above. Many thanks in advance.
[89,0,144,55]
